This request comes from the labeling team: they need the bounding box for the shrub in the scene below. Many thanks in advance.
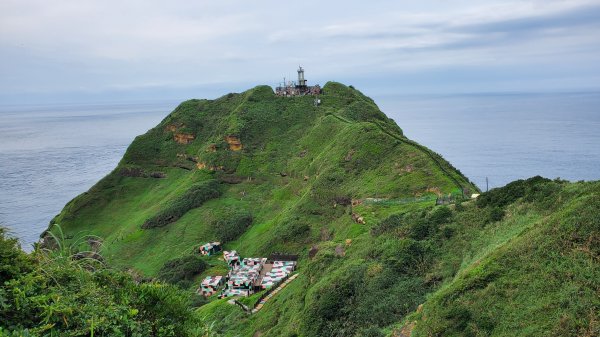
[443,305,473,332]
[356,327,384,337]
[488,206,505,222]
[143,180,221,228]
[312,169,346,205]
[212,211,253,243]
[373,207,452,240]
[442,225,455,239]
[0,228,203,336]
[371,213,405,236]
[477,176,551,208]
[383,238,427,274]
[429,206,453,225]
[0,228,33,284]
[157,255,207,288]
[409,219,435,240]
[303,264,367,337]
[274,218,311,243]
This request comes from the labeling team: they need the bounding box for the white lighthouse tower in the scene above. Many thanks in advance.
[297,66,307,87]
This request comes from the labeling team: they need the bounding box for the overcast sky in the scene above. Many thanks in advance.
[1,0,600,104]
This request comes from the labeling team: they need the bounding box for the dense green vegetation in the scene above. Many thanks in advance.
[157,255,208,288]
[193,178,598,337]
[212,211,253,243]
[142,180,222,229]
[37,83,598,336]
[407,178,600,337]
[0,227,208,336]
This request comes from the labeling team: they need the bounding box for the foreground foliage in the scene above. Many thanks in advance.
[0,227,205,336]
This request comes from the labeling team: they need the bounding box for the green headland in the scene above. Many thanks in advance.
[1,82,598,336]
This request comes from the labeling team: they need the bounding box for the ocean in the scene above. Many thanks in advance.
[1,92,599,250]
[0,101,176,250]
[374,92,600,190]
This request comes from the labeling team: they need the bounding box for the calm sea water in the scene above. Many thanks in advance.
[1,92,599,249]
[0,102,176,250]
[375,92,600,190]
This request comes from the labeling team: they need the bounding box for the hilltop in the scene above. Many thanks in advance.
[34,83,598,337]
[49,82,475,274]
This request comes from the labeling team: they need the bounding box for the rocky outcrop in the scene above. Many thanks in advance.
[174,133,195,144]
[426,186,442,196]
[225,135,243,151]
[196,162,224,171]
[351,212,365,224]
[165,124,179,132]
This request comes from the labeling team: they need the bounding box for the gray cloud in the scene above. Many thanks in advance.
[454,3,600,34]
[0,0,599,104]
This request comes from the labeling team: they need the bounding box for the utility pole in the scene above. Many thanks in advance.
[486,177,489,192]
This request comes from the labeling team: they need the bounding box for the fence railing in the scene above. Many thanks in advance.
[360,191,468,207]
[361,195,437,206]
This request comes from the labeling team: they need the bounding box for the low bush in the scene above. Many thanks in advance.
[372,206,452,240]
[274,218,311,243]
[476,176,552,208]
[311,169,346,205]
[304,257,428,337]
[212,210,253,243]
[371,213,405,236]
[356,327,385,337]
[143,180,222,228]
[429,206,453,225]
[157,255,208,288]
[0,228,203,336]
[0,228,33,284]
[488,206,505,222]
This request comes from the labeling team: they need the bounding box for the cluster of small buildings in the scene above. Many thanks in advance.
[275,66,321,97]
[199,242,222,256]
[197,244,297,298]
[199,275,224,297]
[260,260,296,289]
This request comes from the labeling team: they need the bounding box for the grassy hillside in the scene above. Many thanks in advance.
[402,178,600,337]
[50,82,475,276]
[43,83,598,336]
[195,178,599,337]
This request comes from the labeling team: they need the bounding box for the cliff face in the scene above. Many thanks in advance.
[43,82,590,336]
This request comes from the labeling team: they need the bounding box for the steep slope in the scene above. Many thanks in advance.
[54,82,594,336]
[34,83,599,337]
[196,178,599,337]
[46,83,600,337]
[50,82,475,276]
[401,178,600,337]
